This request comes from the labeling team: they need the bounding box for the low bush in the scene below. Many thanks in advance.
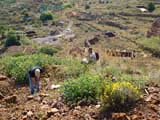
[101,81,140,112]
[0,25,8,39]
[40,11,54,22]
[148,2,156,12]
[0,54,55,84]
[38,46,58,56]
[62,74,102,105]
[85,4,90,9]
[5,31,21,47]
[63,2,73,9]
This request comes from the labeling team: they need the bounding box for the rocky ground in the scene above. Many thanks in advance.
[0,74,160,120]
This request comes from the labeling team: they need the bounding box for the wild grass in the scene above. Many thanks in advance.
[138,37,160,51]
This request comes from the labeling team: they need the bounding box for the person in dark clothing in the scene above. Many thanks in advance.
[28,66,43,95]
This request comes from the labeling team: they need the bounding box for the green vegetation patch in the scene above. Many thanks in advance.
[62,74,102,105]
[40,11,55,22]
[148,2,156,12]
[0,54,55,84]
[139,37,160,51]
[5,31,21,47]
[0,54,86,84]
[37,46,59,56]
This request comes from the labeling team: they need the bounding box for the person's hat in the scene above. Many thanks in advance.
[35,69,40,78]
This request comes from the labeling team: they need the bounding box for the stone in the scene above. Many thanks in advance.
[4,95,17,103]
[42,100,47,105]
[27,95,34,100]
[0,75,7,81]
[51,108,59,113]
[145,94,153,102]
[39,93,50,97]
[0,92,4,99]
[22,115,27,120]
[84,114,92,120]
[27,111,33,117]
[22,111,27,115]
[0,108,7,112]
[131,114,140,120]
[147,87,159,93]
[112,113,127,119]
[41,105,50,110]
[34,96,42,102]
[148,104,159,112]
[51,101,64,109]
[47,108,59,118]
[72,109,80,116]
[50,84,61,90]
[61,112,66,116]
[95,105,101,109]
[10,117,17,120]
[75,106,81,110]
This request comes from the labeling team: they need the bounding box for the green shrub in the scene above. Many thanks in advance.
[63,2,73,9]
[101,81,140,111]
[5,31,21,47]
[62,74,102,105]
[0,25,8,38]
[85,4,90,9]
[20,36,31,45]
[40,11,54,22]
[38,46,58,56]
[139,37,160,51]
[148,3,155,12]
[0,54,54,84]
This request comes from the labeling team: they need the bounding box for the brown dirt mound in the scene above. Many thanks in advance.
[0,75,12,98]
[147,17,160,37]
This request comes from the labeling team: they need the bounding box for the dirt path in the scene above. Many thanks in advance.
[33,21,74,45]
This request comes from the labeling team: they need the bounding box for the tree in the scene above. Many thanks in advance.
[148,3,155,12]
[40,11,53,22]
[5,31,21,47]
[85,4,90,9]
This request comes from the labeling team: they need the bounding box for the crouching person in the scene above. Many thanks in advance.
[81,47,99,64]
[28,66,43,95]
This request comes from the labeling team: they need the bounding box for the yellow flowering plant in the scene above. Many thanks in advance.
[101,81,141,111]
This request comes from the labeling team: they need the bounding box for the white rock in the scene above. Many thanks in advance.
[81,58,89,64]
[95,104,101,109]
[27,111,33,117]
[139,8,148,12]
[41,105,50,110]
[51,84,61,89]
[51,108,59,113]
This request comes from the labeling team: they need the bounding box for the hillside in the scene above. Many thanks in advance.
[0,0,160,120]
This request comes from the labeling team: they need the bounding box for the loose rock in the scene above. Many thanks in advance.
[27,95,34,100]
[27,111,33,117]
[4,95,17,104]
[112,113,127,119]
[47,108,59,118]
[84,114,92,120]
[0,75,7,81]
[50,84,61,90]
[0,92,4,99]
